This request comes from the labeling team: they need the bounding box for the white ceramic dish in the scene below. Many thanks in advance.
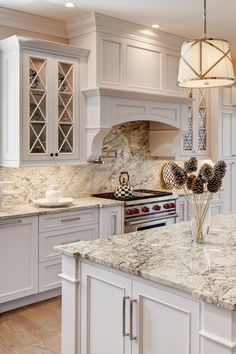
[32,197,74,207]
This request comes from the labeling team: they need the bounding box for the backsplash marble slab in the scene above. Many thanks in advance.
[0,121,169,206]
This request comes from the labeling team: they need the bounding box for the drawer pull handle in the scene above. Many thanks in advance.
[0,219,22,226]
[61,217,81,223]
[122,296,130,337]
[60,239,80,245]
[129,299,137,341]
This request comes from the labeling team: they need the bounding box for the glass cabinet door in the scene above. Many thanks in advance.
[182,88,208,155]
[197,88,207,152]
[29,56,48,154]
[57,62,74,155]
[183,88,194,152]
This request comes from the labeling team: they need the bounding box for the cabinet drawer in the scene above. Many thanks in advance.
[39,208,98,233]
[39,224,99,262]
[39,260,61,292]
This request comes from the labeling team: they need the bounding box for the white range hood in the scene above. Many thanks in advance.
[83,87,191,159]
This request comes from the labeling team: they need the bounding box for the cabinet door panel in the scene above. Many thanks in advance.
[39,224,99,262]
[81,263,132,354]
[127,45,161,91]
[56,57,80,160]
[0,216,38,303]
[132,281,200,354]
[165,52,179,93]
[99,205,124,238]
[22,51,52,161]
[221,111,233,158]
[39,260,61,292]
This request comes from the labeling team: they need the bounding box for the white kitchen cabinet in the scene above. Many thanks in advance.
[209,88,236,214]
[221,161,236,214]
[99,205,124,238]
[177,193,223,222]
[38,209,99,292]
[80,263,132,354]
[209,89,236,162]
[220,109,236,160]
[79,262,199,354]
[176,196,188,222]
[221,85,236,107]
[0,35,89,167]
[0,216,38,303]
[181,88,209,157]
[132,280,199,354]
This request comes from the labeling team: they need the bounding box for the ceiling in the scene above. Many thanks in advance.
[1,0,236,58]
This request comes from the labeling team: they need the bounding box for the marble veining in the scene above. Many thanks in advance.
[0,197,124,221]
[0,122,166,207]
[55,214,236,311]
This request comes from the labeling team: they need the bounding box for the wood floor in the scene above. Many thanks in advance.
[0,297,61,354]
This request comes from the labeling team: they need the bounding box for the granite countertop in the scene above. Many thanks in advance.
[0,197,124,221]
[55,214,236,311]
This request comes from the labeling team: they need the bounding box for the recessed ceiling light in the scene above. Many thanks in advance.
[65,2,75,7]
[152,24,160,29]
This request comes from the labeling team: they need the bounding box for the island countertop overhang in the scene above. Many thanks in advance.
[55,214,236,311]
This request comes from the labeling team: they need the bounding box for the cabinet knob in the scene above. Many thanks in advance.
[50,153,54,157]
[55,153,58,157]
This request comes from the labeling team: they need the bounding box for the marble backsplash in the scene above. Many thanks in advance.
[0,121,168,205]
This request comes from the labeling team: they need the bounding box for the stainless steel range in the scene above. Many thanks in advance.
[93,189,178,233]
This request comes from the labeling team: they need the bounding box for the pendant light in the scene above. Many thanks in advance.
[177,0,235,88]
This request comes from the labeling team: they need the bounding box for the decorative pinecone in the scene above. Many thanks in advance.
[213,160,227,179]
[199,163,213,182]
[207,176,222,193]
[184,157,198,173]
[171,164,187,187]
[191,177,204,194]
[186,175,196,190]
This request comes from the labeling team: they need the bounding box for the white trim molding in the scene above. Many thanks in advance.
[199,330,236,350]
[66,12,187,49]
[0,7,67,39]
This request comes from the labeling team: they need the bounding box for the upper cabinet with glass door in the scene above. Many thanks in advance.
[0,36,89,167]
[182,88,208,157]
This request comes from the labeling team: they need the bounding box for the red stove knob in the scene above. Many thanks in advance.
[133,208,140,215]
[163,203,170,209]
[142,206,150,213]
[170,202,176,209]
[126,209,133,215]
[153,204,161,211]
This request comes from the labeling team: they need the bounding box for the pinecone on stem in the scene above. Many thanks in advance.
[199,163,213,182]
[192,177,204,194]
[186,175,196,190]
[207,176,222,193]
[184,157,198,173]
[213,160,227,179]
[171,164,187,187]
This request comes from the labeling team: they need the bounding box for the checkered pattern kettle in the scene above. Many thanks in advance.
[114,171,133,198]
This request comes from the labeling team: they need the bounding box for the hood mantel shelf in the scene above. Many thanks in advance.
[84,87,190,160]
[83,87,192,105]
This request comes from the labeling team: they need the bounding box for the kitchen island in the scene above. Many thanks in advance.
[55,214,236,354]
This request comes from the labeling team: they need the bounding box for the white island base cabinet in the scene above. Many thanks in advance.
[60,258,236,354]
[79,263,199,354]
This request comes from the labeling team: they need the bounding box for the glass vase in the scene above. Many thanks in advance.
[187,195,211,245]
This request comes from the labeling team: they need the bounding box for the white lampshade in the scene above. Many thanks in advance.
[177,38,235,88]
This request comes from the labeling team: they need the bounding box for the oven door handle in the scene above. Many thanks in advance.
[125,214,178,226]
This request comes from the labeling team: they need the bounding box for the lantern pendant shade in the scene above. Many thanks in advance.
[177,37,235,88]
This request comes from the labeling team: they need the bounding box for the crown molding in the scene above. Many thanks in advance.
[66,12,187,50]
[0,7,67,39]
[0,35,90,58]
